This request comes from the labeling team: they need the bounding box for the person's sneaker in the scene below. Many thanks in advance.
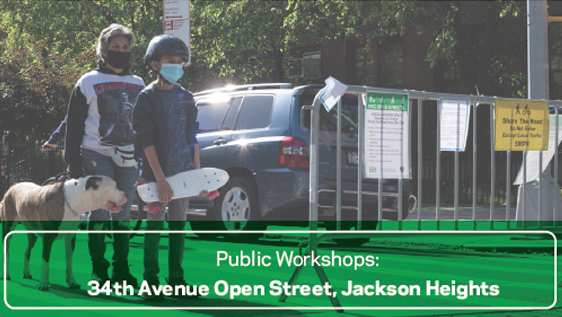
[91,264,110,284]
[110,270,139,289]
[91,270,110,284]
[141,279,164,301]
[166,277,200,298]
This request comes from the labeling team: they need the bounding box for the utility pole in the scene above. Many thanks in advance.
[528,0,549,100]
[516,0,557,223]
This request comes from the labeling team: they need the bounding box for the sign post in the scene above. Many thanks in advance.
[163,0,191,65]
[514,0,553,224]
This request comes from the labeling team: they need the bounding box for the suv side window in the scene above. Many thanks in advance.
[196,101,230,133]
[319,97,358,133]
[221,97,242,130]
[299,94,358,133]
[235,96,274,130]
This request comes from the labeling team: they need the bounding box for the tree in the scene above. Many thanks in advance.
[0,0,530,139]
[193,0,529,96]
[0,0,163,140]
[191,1,294,83]
[0,27,90,140]
[191,1,441,84]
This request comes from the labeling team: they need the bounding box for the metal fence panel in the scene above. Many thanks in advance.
[306,86,562,233]
[1,140,66,193]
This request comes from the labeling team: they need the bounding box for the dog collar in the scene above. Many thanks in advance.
[63,184,80,217]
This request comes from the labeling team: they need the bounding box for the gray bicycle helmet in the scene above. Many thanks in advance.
[145,34,189,65]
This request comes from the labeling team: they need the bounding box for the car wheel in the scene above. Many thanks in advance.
[189,218,219,239]
[214,176,265,241]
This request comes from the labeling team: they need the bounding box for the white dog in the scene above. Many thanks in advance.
[1,175,127,290]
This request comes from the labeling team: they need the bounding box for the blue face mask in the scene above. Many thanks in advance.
[159,63,184,84]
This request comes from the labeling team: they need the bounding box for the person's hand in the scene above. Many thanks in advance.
[208,190,220,200]
[41,143,57,152]
[67,166,83,179]
[198,190,209,197]
[157,180,174,203]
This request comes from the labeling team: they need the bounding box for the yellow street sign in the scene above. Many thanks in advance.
[495,99,549,151]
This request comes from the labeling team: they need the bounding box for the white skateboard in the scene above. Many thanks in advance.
[137,168,229,203]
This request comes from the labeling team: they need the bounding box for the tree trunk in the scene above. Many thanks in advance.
[275,49,284,82]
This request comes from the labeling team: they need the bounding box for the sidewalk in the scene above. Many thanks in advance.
[358,232,557,253]
[394,204,556,252]
[407,204,516,221]
[262,204,558,253]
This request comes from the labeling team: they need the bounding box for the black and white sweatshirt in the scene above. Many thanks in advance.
[64,66,145,176]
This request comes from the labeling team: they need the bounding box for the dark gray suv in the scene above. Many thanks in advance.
[187,83,413,242]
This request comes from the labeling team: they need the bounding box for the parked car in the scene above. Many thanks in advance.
[184,83,415,244]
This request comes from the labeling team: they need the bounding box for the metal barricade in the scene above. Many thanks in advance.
[2,140,66,188]
[279,84,562,309]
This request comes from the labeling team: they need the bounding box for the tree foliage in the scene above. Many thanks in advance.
[0,27,91,140]
[0,0,529,140]
[192,1,289,83]
[0,0,162,140]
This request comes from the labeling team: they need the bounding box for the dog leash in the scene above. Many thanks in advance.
[63,185,80,217]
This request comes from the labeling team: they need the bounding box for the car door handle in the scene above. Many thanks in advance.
[213,137,228,145]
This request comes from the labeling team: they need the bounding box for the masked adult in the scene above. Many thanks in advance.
[64,23,145,287]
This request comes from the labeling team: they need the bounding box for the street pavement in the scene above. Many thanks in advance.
[1,199,560,317]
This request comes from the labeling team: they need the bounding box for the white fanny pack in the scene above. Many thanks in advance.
[109,145,137,168]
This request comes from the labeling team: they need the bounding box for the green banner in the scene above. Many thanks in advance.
[366,92,409,111]
[1,225,556,315]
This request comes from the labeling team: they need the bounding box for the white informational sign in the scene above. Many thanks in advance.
[513,114,562,185]
[364,92,411,179]
[439,99,470,151]
[163,0,191,65]
[319,76,348,112]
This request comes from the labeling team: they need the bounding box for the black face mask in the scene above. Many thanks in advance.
[105,50,131,69]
